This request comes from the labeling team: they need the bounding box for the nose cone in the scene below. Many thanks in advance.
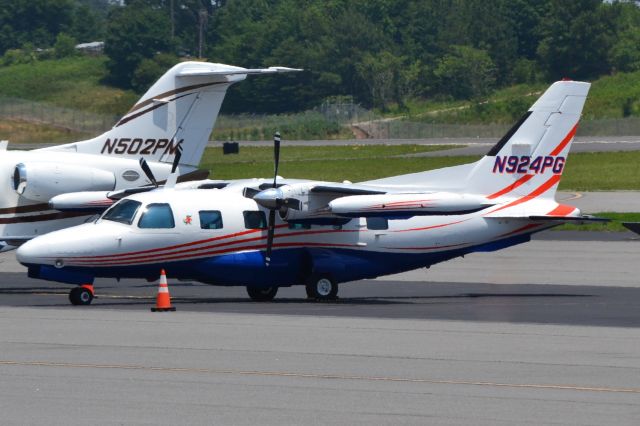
[17,224,97,267]
[17,235,55,266]
[253,188,282,209]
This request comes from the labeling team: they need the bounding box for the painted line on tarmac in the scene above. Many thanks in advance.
[1,360,638,394]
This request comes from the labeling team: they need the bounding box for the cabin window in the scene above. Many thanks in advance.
[101,199,141,225]
[138,203,175,229]
[243,211,267,229]
[366,217,388,230]
[199,210,223,229]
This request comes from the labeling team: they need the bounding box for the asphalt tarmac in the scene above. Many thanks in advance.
[1,233,639,424]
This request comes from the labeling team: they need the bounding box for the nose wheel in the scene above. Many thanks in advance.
[246,286,278,301]
[69,285,94,305]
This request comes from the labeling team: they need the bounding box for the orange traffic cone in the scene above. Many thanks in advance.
[151,269,176,312]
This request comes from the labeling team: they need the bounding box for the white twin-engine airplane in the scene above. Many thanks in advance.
[0,61,300,252]
[18,80,603,305]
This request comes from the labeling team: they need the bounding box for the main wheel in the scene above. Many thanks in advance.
[305,275,338,301]
[69,286,93,305]
[246,286,278,302]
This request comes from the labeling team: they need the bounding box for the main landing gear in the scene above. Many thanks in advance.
[69,285,94,305]
[305,274,338,301]
[246,276,339,302]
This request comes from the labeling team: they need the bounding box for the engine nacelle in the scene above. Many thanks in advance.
[329,193,493,217]
[13,162,116,202]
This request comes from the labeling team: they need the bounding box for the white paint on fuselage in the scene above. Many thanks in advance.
[16,186,558,270]
[0,149,176,240]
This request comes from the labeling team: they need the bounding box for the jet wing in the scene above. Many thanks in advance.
[1,236,33,246]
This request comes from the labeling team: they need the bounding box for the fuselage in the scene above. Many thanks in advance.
[17,185,557,287]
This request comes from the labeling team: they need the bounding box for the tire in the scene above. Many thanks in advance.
[69,287,93,305]
[305,275,338,301]
[246,286,278,301]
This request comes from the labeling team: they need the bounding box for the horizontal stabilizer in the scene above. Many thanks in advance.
[528,215,610,223]
[178,66,302,77]
[623,222,640,235]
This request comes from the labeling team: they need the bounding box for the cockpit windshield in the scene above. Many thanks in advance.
[101,199,142,225]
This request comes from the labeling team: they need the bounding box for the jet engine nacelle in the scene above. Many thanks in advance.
[329,193,493,217]
[13,162,116,202]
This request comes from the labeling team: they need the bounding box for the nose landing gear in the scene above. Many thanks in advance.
[69,284,94,305]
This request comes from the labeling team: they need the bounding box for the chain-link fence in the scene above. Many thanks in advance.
[0,96,118,133]
[1,96,639,141]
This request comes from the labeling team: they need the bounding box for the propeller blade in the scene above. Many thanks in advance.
[272,132,281,188]
[171,144,183,174]
[265,209,276,266]
[139,158,158,187]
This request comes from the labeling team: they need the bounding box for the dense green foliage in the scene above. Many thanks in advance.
[0,56,137,114]
[2,0,640,116]
[0,0,106,53]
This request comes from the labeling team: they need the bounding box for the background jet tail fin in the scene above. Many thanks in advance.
[40,62,301,169]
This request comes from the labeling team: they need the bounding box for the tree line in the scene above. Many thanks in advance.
[1,0,640,113]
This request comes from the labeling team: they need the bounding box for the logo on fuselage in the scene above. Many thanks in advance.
[101,138,183,156]
[492,155,565,174]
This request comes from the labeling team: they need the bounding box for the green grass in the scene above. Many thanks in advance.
[0,119,89,144]
[0,56,137,115]
[201,145,468,180]
[200,146,640,191]
[554,212,640,232]
[560,152,640,191]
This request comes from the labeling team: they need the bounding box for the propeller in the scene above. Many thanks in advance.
[139,158,158,187]
[264,132,281,266]
[171,143,183,174]
[245,133,302,265]
[139,143,183,189]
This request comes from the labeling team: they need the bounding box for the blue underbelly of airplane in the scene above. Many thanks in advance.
[25,234,530,287]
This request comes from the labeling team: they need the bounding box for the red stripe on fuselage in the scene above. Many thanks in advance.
[485,174,561,215]
[63,228,358,263]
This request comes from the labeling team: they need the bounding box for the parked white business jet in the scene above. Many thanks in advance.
[18,80,604,305]
[0,62,300,252]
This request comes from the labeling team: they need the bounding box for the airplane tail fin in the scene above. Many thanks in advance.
[42,62,301,168]
[363,80,590,204]
[466,80,590,201]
